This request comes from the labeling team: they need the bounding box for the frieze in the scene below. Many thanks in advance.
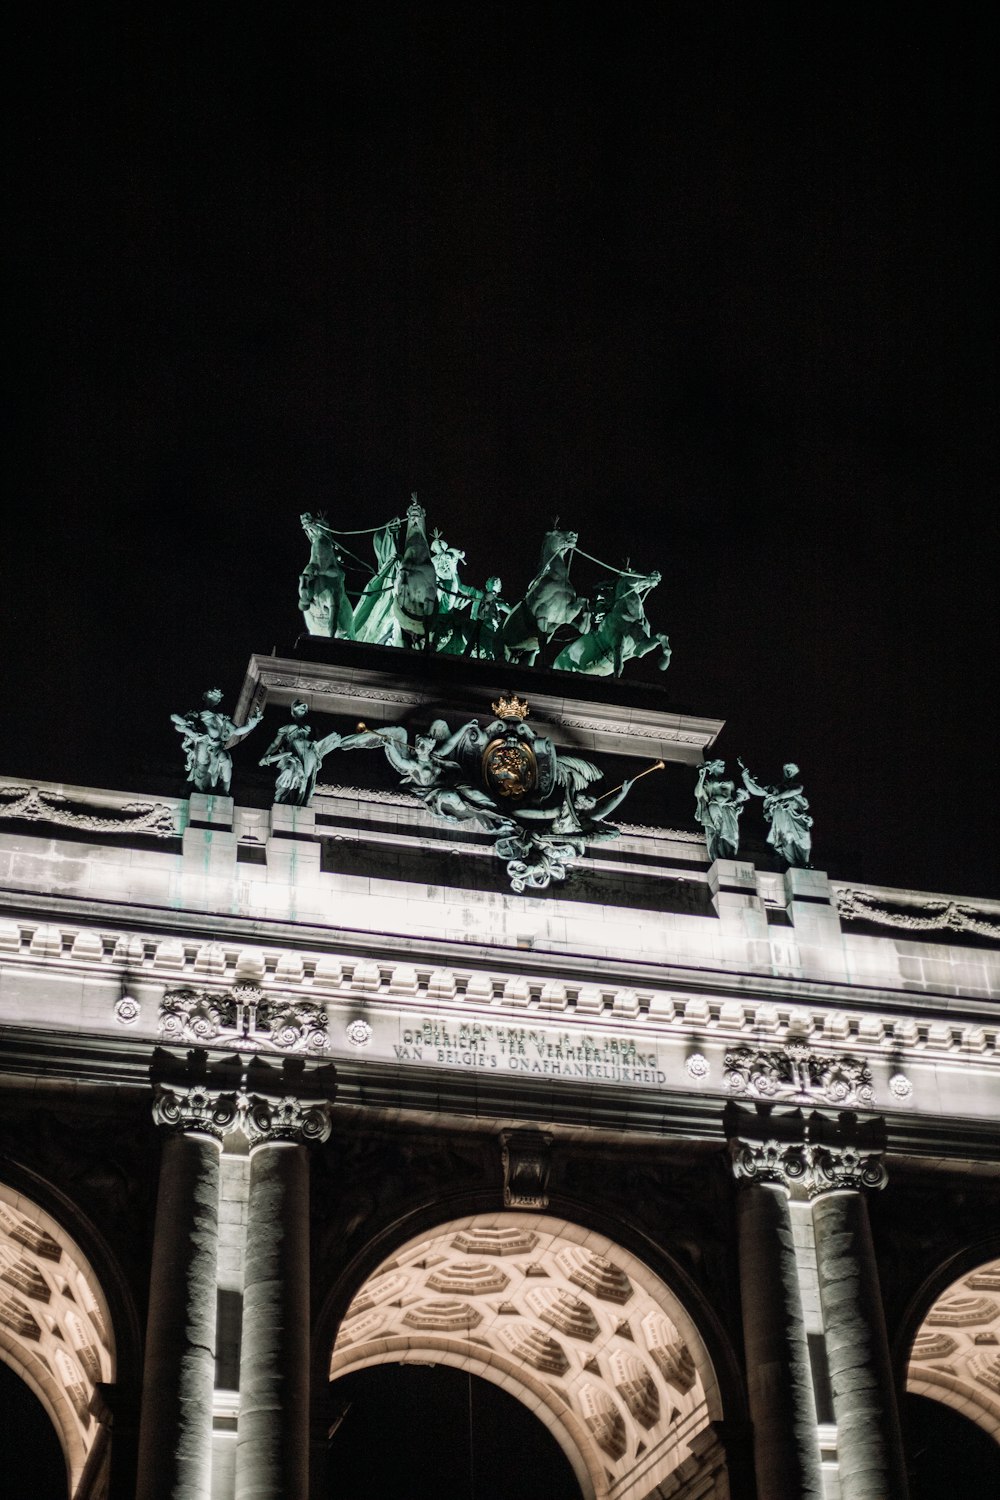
[724,1042,876,1107]
[0,785,176,837]
[157,985,328,1054]
[834,886,1000,938]
[391,1017,667,1088]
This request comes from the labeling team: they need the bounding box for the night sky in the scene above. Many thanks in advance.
[6,4,998,898]
[3,7,999,1490]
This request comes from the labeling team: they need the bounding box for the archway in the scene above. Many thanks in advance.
[0,1182,115,1497]
[907,1253,1000,1446]
[329,1212,729,1500]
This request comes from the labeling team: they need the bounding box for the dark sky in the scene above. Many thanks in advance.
[5,3,998,897]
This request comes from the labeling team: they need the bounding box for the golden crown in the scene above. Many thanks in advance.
[492,693,530,721]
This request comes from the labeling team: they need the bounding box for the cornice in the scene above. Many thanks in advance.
[2,890,998,1030]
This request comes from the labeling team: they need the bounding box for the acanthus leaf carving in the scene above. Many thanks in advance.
[158,985,328,1055]
[724,1041,875,1108]
[152,1083,240,1138]
[240,1094,332,1146]
[729,1136,887,1196]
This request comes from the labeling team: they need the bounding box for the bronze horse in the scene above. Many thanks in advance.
[553,568,670,676]
[298,513,355,638]
[501,527,590,666]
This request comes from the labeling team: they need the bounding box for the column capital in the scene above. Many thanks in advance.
[807,1141,888,1196]
[729,1136,807,1192]
[241,1092,332,1146]
[729,1137,887,1196]
[151,1082,239,1139]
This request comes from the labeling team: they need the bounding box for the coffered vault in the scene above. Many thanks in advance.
[330,1214,723,1500]
[0,1184,114,1492]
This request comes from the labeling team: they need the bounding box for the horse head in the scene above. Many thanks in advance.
[301,512,332,545]
[539,528,578,565]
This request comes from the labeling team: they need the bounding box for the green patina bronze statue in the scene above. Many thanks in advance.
[739,759,813,868]
[171,689,262,795]
[297,503,671,679]
[694,760,749,862]
[259,701,344,806]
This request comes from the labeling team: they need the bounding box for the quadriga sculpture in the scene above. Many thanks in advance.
[296,503,672,679]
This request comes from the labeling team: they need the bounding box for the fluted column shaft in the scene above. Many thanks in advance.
[136,1128,222,1500]
[813,1188,909,1500]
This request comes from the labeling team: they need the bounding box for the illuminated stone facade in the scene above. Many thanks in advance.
[1,650,999,1498]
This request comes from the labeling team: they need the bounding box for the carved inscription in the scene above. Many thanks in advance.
[391,1018,667,1086]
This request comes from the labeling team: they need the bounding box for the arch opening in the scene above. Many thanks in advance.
[329,1212,729,1500]
[327,1361,581,1498]
[0,1182,115,1496]
[907,1253,1000,1447]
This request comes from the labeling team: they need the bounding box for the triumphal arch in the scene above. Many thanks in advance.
[1,509,999,1498]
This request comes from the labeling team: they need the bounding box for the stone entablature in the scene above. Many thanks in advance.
[3,903,1000,1140]
[2,904,1000,1058]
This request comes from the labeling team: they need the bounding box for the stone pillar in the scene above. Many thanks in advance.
[235,1095,331,1500]
[730,1140,824,1500]
[136,1085,239,1500]
[811,1146,909,1500]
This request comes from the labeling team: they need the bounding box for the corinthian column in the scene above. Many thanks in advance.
[730,1139,824,1500]
[136,1085,239,1500]
[235,1095,332,1500]
[810,1145,909,1500]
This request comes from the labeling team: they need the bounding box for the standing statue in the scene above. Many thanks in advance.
[468,576,509,661]
[694,760,749,862]
[171,690,262,795]
[552,568,671,676]
[259,701,344,806]
[352,520,404,646]
[298,513,355,639]
[739,760,813,868]
[429,529,479,654]
[501,527,590,666]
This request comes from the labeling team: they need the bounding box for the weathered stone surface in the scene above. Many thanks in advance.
[136,1130,222,1500]
[736,1181,823,1500]
[235,1141,310,1500]
[813,1191,909,1500]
